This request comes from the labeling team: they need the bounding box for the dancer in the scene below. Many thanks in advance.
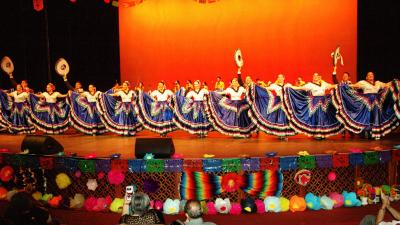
[332,66,352,84]
[97,81,142,136]
[0,84,35,134]
[136,81,176,136]
[205,77,257,138]
[214,76,225,91]
[247,74,296,137]
[283,73,344,138]
[69,84,107,135]
[334,72,399,139]
[29,83,70,134]
[173,80,212,137]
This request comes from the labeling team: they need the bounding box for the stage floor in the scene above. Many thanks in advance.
[1,128,399,159]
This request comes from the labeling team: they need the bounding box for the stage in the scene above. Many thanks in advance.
[1,129,399,159]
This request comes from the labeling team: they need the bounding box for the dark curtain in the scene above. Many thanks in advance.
[0,0,120,92]
[357,0,400,82]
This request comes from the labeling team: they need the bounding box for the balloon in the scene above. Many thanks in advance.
[0,166,14,183]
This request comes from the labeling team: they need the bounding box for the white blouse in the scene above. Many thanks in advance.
[42,92,62,103]
[186,89,208,101]
[268,83,286,98]
[150,90,174,101]
[82,91,101,102]
[224,87,246,100]
[356,80,385,94]
[116,90,135,103]
[11,91,29,103]
[303,81,331,96]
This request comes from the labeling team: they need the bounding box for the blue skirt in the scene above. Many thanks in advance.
[283,87,344,138]
[0,90,10,128]
[28,94,70,134]
[173,94,212,136]
[68,92,107,135]
[205,91,257,138]
[391,79,400,119]
[247,84,295,137]
[97,93,142,136]
[333,83,399,138]
[135,91,177,135]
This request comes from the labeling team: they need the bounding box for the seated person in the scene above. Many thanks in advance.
[360,192,400,225]
[3,191,58,225]
[172,200,216,225]
[119,192,164,225]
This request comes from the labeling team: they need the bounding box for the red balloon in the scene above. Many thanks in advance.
[0,166,14,183]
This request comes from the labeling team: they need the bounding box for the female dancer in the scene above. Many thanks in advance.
[205,77,257,138]
[173,80,212,137]
[334,72,399,139]
[29,83,70,134]
[136,81,176,136]
[283,73,344,138]
[247,74,296,138]
[97,81,142,136]
[0,84,35,134]
[69,84,107,135]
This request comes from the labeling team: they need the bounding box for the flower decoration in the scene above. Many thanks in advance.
[264,196,281,213]
[172,153,184,159]
[305,193,321,210]
[84,153,97,159]
[0,166,14,183]
[280,197,290,212]
[75,170,82,178]
[229,203,242,215]
[0,186,8,200]
[110,198,125,213]
[163,199,180,215]
[206,202,217,215]
[55,173,71,189]
[343,191,361,207]
[203,154,215,158]
[98,172,105,180]
[143,178,160,193]
[107,169,125,185]
[327,171,336,181]
[221,173,243,193]
[70,193,85,209]
[255,199,265,214]
[320,195,334,210]
[41,193,53,202]
[215,198,231,214]
[289,195,306,212]
[32,191,42,201]
[144,153,155,160]
[297,151,309,156]
[87,179,98,191]
[329,192,344,208]
[294,169,311,186]
[240,197,256,214]
[48,195,62,208]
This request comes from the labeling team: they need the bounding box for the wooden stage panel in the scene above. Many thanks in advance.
[1,129,398,159]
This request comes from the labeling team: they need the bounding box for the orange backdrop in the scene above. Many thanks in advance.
[119,0,357,90]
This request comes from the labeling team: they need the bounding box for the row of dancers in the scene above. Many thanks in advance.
[0,70,399,139]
